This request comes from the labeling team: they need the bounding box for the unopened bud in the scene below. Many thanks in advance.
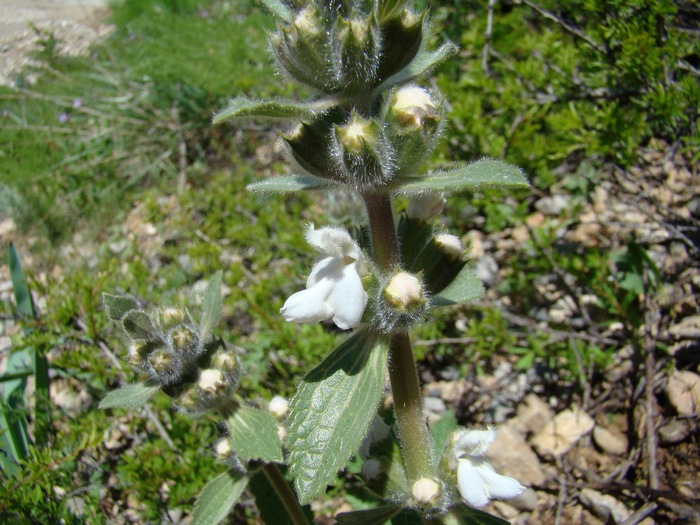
[160,308,185,329]
[349,18,369,43]
[391,85,436,129]
[198,369,226,395]
[361,458,382,480]
[127,342,148,366]
[149,348,174,374]
[293,6,320,37]
[337,115,376,153]
[384,271,425,311]
[435,234,463,259]
[213,437,232,459]
[171,325,196,351]
[178,386,201,412]
[411,477,441,505]
[407,194,445,220]
[268,396,289,419]
[213,351,239,384]
[277,425,288,442]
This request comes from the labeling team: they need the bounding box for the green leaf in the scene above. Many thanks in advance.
[247,174,338,193]
[213,97,333,124]
[249,468,314,525]
[287,331,389,504]
[430,410,457,461]
[190,469,247,525]
[199,271,223,345]
[122,310,159,341]
[396,160,529,193]
[1,346,32,471]
[102,293,139,322]
[260,0,292,22]
[33,350,50,449]
[99,382,160,409]
[378,42,458,92]
[391,509,424,525]
[226,406,283,463]
[432,267,484,307]
[336,504,403,524]
[8,243,35,318]
[448,503,511,525]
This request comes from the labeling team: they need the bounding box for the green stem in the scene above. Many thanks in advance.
[389,332,433,482]
[362,191,434,484]
[262,463,309,525]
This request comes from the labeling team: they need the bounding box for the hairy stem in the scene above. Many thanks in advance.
[262,463,309,525]
[362,191,434,483]
[389,331,434,482]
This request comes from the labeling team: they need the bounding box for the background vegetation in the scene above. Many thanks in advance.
[1,0,697,522]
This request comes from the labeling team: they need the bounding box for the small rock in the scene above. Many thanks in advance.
[531,406,595,457]
[665,370,700,416]
[512,394,554,435]
[491,501,519,519]
[668,316,700,339]
[658,419,691,445]
[474,254,499,286]
[535,195,569,215]
[548,295,577,323]
[592,426,628,455]
[0,218,16,237]
[486,425,547,486]
[579,488,630,524]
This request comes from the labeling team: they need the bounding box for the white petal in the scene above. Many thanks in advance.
[457,458,489,508]
[326,262,368,329]
[453,428,495,459]
[280,280,334,324]
[475,462,525,500]
[305,224,361,260]
[307,256,344,288]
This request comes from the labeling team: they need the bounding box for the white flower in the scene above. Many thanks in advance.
[268,395,289,419]
[280,225,368,330]
[411,477,441,505]
[392,85,437,128]
[384,271,424,311]
[435,233,463,259]
[449,428,525,508]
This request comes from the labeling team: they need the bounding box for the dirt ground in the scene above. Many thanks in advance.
[0,0,111,85]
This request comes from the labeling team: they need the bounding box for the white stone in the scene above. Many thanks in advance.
[531,407,595,457]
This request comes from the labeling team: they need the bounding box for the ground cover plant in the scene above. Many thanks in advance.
[0,0,698,523]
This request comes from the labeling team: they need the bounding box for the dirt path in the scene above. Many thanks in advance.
[0,0,111,85]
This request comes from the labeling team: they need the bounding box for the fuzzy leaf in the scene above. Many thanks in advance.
[247,175,338,193]
[213,97,332,124]
[379,42,457,91]
[191,469,247,525]
[99,382,160,409]
[227,406,283,463]
[122,310,159,341]
[200,271,223,345]
[287,331,388,504]
[336,504,403,524]
[102,293,139,322]
[397,160,529,193]
[432,267,484,307]
[260,0,292,22]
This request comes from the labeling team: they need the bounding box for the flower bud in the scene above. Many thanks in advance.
[293,6,321,38]
[127,341,149,366]
[177,386,203,413]
[198,369,227,395]
[212,350,239,385]
[337,115,376,153]
[435,234,463,260]
[213,437,232,459]
[411,477,441,505]
[407,194,445,221]
[277,425,288,442]
[384,271,425,312]
[268,395,290,419]
[391,85,437,129]
[170,325,197,352]
[149,348,174,375]
[160,307,185,329]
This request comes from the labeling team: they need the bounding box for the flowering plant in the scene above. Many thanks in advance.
[101,0,529,523]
